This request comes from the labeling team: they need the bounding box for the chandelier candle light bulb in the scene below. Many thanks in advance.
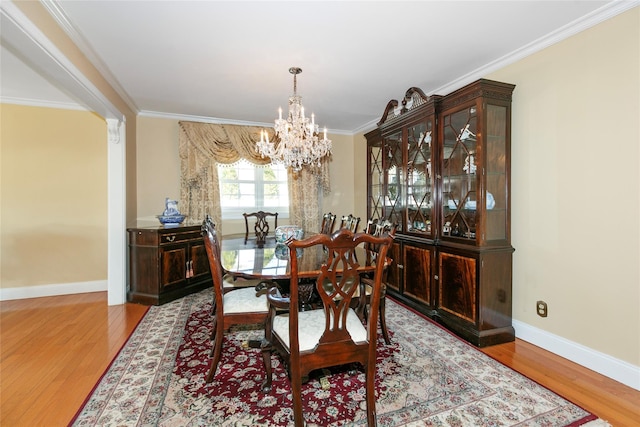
[256,67,332,172]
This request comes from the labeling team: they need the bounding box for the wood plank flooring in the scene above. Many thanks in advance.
[1,292,638,426]
[1,292,148,426]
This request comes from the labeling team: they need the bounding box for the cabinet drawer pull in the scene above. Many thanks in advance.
[434,274,439,280]
[397,264,404,269]
[166,235,176,242]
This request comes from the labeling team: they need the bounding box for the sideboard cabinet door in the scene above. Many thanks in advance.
[436,247,514,346]
[402,243,435,307]
[189,241,211,281]
[438,251,476,323]
[160,244,188,288]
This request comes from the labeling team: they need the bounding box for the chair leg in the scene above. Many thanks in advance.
[209,315,218,353]
[291,370,304,427]
[379,296,391,345]
[260,340,273,392]
[206,325,223,383]
[365,362,378,427]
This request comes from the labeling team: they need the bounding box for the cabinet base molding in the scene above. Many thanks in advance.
[436,317,515,347]
[127,281,212,306]
[387,288,516,347]
[388,290,515,347]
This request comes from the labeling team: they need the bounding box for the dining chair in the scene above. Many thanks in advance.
[361,219,397,344]
[320,212,337,235]
[243,211,278,247]
[201,216,270,382]
[260,228,394,427]
[339,214,360,232]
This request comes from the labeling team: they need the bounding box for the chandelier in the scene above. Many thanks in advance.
[256,67,332,171]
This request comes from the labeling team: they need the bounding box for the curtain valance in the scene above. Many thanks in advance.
[178,121,330,235]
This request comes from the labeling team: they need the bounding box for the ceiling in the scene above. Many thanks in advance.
[0,1,628,134]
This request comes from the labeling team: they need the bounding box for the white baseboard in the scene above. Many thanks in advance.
[0,280,108,301]
[513,319,640,391]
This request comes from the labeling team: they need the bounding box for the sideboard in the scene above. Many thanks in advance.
[127,224,212,305]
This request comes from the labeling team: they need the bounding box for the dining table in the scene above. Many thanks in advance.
[220,233,385,281]
[220,232,390,347]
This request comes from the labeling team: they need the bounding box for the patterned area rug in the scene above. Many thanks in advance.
[71,289,607,426]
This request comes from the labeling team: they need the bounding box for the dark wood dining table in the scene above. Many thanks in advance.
[220,233,385,280]
[220,232,390,345]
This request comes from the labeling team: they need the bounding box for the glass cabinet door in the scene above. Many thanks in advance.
[368,138,384,222]
[485,103,508,242]
[442,105,478,241]
[406,120,434,236]
[384,130,403,228]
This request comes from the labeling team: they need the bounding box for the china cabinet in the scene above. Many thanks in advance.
[127,224,212,305]
[365,79,515,346]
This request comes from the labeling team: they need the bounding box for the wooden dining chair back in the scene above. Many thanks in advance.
[320,212,336,235]
[260,228,394,427]
[362,219,397,344]
[201,216,270,382]
[243,211,278,247]
[339,214,360,233]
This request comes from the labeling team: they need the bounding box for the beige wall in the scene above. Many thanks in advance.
[353,132,369,224]
[322,133,356,220]
[135,117,357,234]
[14,0,139,224]
[487,7,639,367]
[1,105,108,288]
[135,117,181,226]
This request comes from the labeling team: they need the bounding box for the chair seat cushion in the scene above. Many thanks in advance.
[273,308,367,352]
[223,273,263,289]
[223,286,268,314]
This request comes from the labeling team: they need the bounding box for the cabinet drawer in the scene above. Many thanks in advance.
[130,229,159,245]
[158,229,201,245]
[129,228,202,246]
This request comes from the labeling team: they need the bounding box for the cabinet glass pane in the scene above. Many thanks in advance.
[442,106,478,240]
[406,121,434,235]
[384,131,403,228]
[486,104,507,241]
[368,140,384,221]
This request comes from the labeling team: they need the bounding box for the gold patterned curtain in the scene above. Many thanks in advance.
[178,121,330,235]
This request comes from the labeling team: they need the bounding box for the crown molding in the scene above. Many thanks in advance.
[430,0,639,97]
[11,0,638,135]
[1,0,124,122]
[138,110,352,135]
[0,96,88,111]
[41,0,139,114]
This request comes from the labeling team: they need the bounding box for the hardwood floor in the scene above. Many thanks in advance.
[1,292,638,426]
[0,292,148,426]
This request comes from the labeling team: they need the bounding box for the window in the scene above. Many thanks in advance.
[218,159,289,219]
